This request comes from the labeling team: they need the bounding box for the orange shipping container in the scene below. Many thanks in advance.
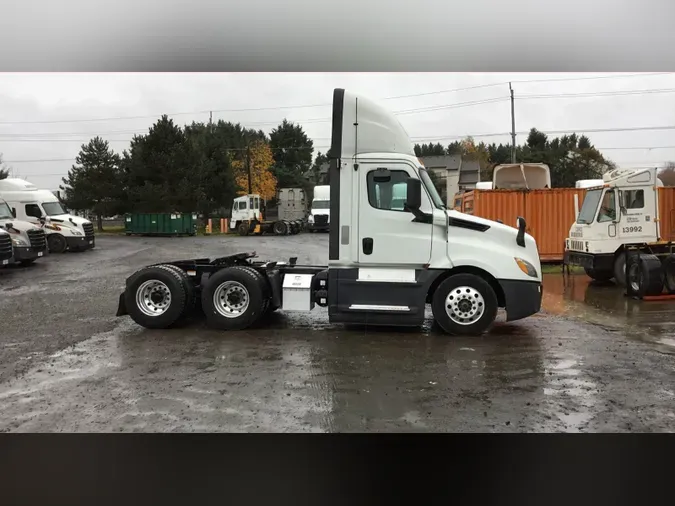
[458,188,586,262]
[658,186,675,242]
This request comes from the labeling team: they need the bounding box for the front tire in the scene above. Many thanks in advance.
[613,252,627,287]
[47,233,68,254]
[431,273,498,336]
[201,266,269,330]
[237,223,249,236]
[124,266,187,329]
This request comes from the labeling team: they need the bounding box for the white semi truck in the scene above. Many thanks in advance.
[564,167,675,293]
[0,178,95,253]
[308,185,330,232]
[0,197,48,265]
[116,89,543,336]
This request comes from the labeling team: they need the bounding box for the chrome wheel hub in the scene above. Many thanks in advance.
[445,286,485,325]
[136,280,172,317]
[213,281,250,319]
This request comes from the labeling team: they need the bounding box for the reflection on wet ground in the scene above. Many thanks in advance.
[0,236,674,432]
[542,273,675,355]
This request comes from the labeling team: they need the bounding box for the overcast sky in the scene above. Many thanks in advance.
[0,72,674,190]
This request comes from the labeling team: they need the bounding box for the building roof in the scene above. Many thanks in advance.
[420,155,462,171]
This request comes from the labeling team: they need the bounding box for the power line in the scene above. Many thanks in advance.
[519,88,675,100]
[1,73,672,126]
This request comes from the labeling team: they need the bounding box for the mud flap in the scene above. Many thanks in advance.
[116,292,128,317]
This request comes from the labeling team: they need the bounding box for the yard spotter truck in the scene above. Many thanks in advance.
[564,167,675,297]
[115,89,543,336]
[229,193,304,236]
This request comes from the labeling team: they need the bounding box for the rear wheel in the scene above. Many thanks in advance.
[124,266,187,329]
[157,264,196,318]
[201,266,269,330]
[627,254,664,297]
[47,233,68,254]
[432,273,498,336]
[273,221,287,235]
[663,255,675,294]
[584,267,614,282]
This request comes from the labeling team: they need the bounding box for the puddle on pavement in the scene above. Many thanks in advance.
[542,273,675,353]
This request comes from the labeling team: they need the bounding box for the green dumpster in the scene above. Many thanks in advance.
[125,212,198,236]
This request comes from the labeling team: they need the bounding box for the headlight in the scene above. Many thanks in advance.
[71,229,83,236]
[308,215,314,223]
[515,257,538,278]
[11,236,28,246]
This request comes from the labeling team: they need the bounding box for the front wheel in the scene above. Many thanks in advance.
[237,223,249,236]
[431,273,498,336]
[47,233,68,254]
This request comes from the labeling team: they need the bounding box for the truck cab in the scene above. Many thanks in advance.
[564,167,666,285]
[0,178,95,253]
[308,185,330,232]
[0,197,48,266]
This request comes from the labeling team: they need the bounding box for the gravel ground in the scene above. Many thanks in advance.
[0,233,673,432]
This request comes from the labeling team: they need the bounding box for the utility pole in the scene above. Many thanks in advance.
[246,144,252,194]
[509,82,516,164]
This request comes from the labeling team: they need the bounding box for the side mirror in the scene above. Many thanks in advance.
[405,178,422,211]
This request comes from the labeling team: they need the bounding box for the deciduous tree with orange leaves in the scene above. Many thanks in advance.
[231,140,277,201]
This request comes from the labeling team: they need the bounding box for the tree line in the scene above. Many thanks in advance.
[414,128,618,187]
[59,117,324,230]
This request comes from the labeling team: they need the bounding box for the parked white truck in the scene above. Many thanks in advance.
[0,197,48,265]
[0,178,95,253]
[229,194,303,236]
[308,185,330,232]
[116,88,543,336]
[564,167,675,293]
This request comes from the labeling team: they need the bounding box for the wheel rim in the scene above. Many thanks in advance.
[445,286,485,325]
[213,280,250,318]
[628,263,642,293]
[136,280,172,316]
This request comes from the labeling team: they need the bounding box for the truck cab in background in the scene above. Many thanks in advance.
[0,197,48,266]
[565,167,672,287]
[0,178,95,253]
[308,185,330,232]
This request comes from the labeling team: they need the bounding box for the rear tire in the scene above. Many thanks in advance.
[663,255,675,294]
[156,264,196,318]
[431,273,498,336]
[273,221,287,235]
[201,266,268,330]
[47,233,68,254]
[584,267,614,282]
[124,266,187,329]
[627,253,664,297]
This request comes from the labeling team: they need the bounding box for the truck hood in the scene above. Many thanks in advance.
[48,214,91,227]
[0,218,42,232]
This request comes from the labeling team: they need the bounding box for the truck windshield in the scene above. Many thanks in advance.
[312,200,330,209]
[0,202,12,220]
[419,168,446,209]
[42,202,67,216]
[577,189,603,224]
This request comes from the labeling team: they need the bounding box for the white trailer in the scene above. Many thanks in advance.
[116,89,543,336]
[564,167,675,295]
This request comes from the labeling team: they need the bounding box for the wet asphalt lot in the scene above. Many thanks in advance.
[0,233,673,432]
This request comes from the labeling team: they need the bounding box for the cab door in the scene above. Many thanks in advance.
[617,186,658,242]
[357,162,433,266]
